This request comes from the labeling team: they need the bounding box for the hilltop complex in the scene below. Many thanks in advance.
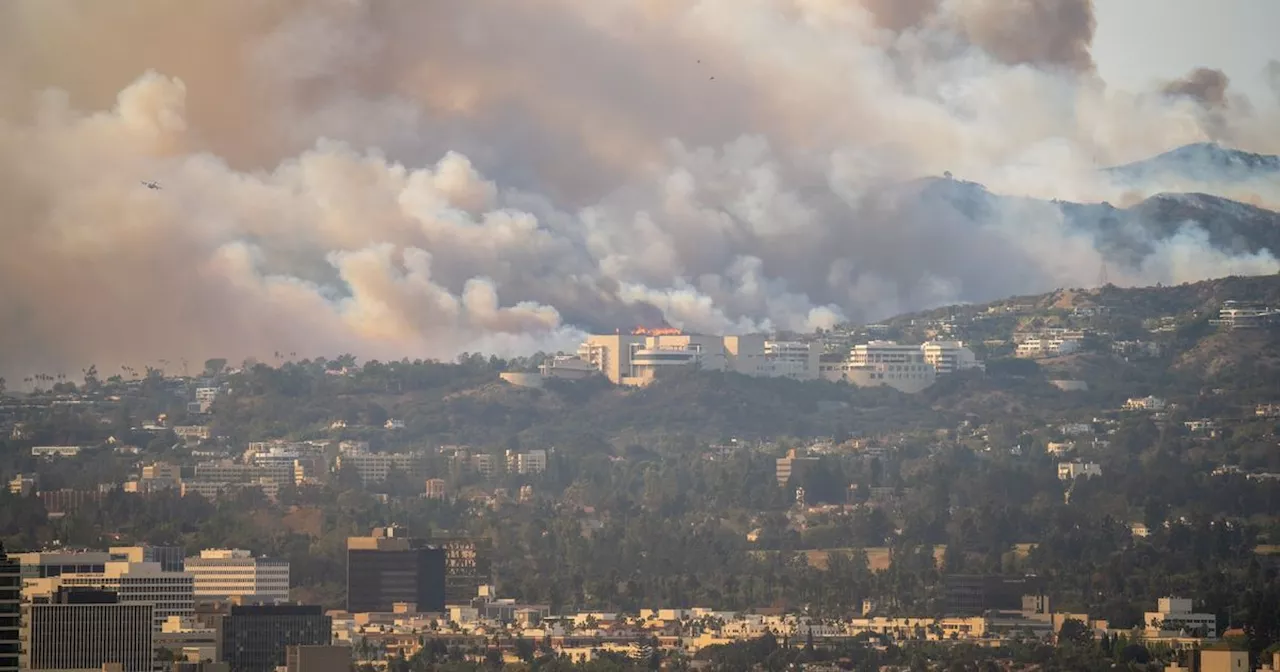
[517,328,981,392]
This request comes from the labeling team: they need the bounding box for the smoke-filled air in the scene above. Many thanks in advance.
[2,0,1279,378]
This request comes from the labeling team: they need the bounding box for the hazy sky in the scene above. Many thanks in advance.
[1094,0,1280,103]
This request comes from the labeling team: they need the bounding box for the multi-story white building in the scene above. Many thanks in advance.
[506,450,547,475]
[192,461,293,486]
[183,549,290,603]
[1211,301,1279,330]
[579,332,976,392]
[1057,461,1102,481]
[1015,338,1081,359]
[846,341,922,366]
[577,329,771,386]
[820,341,938,393]
[1144,597,1217,639]
[22,561,194,633]
[920,341,983,374]
[758,341,821,380]
[334,451,424,484]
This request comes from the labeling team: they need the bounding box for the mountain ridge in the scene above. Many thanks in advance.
[1104,142,1280,184]
[887,172,1280,271]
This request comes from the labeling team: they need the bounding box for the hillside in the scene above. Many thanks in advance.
[16,275,1274,462]
[186,275,1280,456]
[885,273,1280,326]
[894,176,1280,266]
[1104,142,1280,185]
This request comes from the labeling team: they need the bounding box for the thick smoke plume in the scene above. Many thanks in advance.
[0,0,1278,379]
[1162,67,1232,109]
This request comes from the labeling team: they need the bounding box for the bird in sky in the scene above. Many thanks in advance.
[141,180,161,190]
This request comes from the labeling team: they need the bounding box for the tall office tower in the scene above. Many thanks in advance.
[22,588,153,672]
[0,543,19,672]
[184,549,290,602]
[346,527,446,613]
[217,604,330,672]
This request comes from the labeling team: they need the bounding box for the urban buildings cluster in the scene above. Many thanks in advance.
[0,536,1252,672]
[1,528,495,672]
[9,431,556,512]
[0,541,339,672]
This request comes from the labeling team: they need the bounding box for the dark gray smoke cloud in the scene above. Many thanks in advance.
[1162,67,1231,108]
[1160,67,1233,141]
[0,0,1277,380]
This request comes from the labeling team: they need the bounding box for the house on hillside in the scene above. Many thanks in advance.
[1123,396,1166,412]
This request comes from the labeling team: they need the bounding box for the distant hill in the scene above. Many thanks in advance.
[889,176,1280,266]
[1104,142,1280,185]
[886,272,1280,327]
[1061,192,1280,264]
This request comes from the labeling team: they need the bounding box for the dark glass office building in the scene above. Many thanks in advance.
[943,574,1043,615]
[347,528,446,613]
[219,604,331,672]
[434,536,493,603]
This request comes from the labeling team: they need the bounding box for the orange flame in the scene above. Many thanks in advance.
[631,326,682,336]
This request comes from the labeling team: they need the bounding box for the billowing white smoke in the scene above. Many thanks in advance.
[0,0,1277,379]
